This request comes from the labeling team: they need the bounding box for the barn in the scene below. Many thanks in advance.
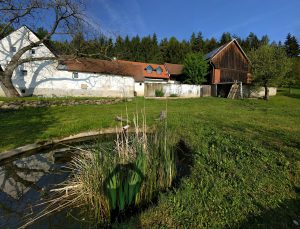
[204,39,252,98]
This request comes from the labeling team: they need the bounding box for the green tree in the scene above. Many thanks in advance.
[283,57,300,93]
[35,27,49,39]
[0,24,14,39]
[244,32,260,52]
[260,35,270,46]
[204,37,218,53]
[113,36,124,59]
[162,37,184,63]
[70,32,85,56]
[183,52,209,85]
[190,32,204,53]
[131,35,141,61]
[140,35,153,62]
[248,45,292,100]
[148,33,163,63]
[220,32,232,45]
[123,35,132,60]
[284,33,300,57]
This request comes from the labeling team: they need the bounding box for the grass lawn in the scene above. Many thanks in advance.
[0,88,300,227]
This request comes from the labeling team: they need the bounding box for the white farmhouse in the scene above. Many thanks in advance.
[0,26,139,97]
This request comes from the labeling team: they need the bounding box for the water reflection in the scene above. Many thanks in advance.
[0,148,72,228]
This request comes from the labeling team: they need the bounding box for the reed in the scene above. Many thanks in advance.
[23,113,176,227]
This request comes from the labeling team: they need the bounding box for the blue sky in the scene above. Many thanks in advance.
[86,0,300,42]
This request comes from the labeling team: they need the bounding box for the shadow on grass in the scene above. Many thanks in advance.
[231,198,300,229]
[277,88,300,99]
[0,107,57,151]
[284,93,300,99]
[112,139,195,228]
[173,139,194,188]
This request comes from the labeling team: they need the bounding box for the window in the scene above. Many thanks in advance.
[10,46,16,52]
[72,72,79,79]
[156,66,163,74]
[21,70,28,76]
[145,65,153,73]
[31,49,35,55]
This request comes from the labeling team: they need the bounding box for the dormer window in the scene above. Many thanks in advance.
[145,65,153,73]
[10,46,16,52]
[31,49,35,55]
[72,72,79,79]
[156,66,163,74]
[57,64,67,70]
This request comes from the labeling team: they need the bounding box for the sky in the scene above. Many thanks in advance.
[86,0,300,43]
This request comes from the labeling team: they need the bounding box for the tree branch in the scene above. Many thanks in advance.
[17,56,57,65]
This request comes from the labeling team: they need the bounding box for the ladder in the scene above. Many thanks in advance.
[227,83,240,99]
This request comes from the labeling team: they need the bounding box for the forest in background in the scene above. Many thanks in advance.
[1,24,299,65]
[51,31,299,64]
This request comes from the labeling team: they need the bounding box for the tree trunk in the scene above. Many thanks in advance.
[264,84,269,100]
[0,72,20,97]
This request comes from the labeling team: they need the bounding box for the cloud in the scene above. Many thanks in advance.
[88,0,146,38]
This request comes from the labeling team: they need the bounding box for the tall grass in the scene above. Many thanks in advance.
[24,114,176,227]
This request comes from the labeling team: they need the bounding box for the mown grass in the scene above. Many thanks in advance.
[0,88,300,228]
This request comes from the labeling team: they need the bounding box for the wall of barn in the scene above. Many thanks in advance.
[211,42,250,84]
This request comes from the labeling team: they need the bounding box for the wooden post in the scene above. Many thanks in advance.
[239,82,243,99]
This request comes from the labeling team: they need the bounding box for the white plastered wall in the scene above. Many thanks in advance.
[0,27,134,97]
[134,82,144,96]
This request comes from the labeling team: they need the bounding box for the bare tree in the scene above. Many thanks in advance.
[0,0,85,97]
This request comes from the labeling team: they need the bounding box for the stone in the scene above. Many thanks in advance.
[8,105,19,110]
[1,104,10,109]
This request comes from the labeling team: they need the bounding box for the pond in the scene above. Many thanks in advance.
[0,133,192,228]
[0,136,114,228]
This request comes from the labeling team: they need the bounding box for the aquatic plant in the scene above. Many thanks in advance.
[23,113,176,227]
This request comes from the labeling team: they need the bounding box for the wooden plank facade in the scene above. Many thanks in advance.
[207,40,252,84]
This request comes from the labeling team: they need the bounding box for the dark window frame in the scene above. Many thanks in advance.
[10,46,16,52]
[21,70,28,76]
[72,72,79,79]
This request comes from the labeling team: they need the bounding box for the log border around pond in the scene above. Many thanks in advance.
[0,127,145,162]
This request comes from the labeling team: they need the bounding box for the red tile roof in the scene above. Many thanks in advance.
[61,58,144,81]
[118,60,169,79]
[61,58,173,82]
[164,63,184,75]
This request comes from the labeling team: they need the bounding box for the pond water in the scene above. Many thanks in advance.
[0,136,114,228]
[0,136,192,228]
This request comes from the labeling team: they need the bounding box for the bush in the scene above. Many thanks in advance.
[155,89,164,97]
[170,94,178,97]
